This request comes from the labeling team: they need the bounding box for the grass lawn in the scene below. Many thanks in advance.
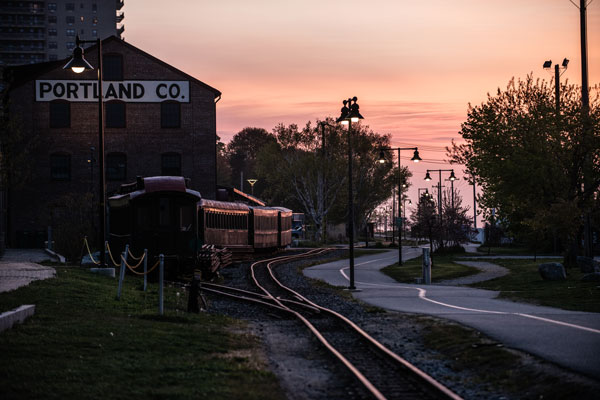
[0,267,283,400]
[469,258,600,313]
[381,254,480,283]
[475,245,556,256]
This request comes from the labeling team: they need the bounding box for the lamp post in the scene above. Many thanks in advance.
[543,58,569,115]
[377,147,421,265]
[64,36,105,267]
[402,198,411,241]
[425,169,456,250]
[318,121,334,243]
[247,179,258,196]
[337,97,363,290]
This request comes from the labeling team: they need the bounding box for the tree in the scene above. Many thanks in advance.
[448,76,600,263]
[256,120,399,242]
[410,193,438,256]
[441,188,473,248]
[216,135,231,187]
[226,127,277,196]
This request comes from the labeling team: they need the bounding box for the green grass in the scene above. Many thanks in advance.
[0,268,283,400]
[469,258,600,313]
[381,254,480,283]
[476,245,555,256]
[421,317,599,399]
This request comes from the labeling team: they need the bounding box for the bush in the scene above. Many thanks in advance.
[434,244,466,256]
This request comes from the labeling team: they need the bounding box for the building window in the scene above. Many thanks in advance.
[50,153,71,181]
[49,101,70,128]
[66,42,75,51]
[48,3,57,12]
[66,28,75,36]
[80,29,84,35]
[161,153,181,176]
[92,3,97,12]
[66,3,75,11]
[92,17,98,25]
[48,15,57,24]
[48,41,57,49]
[66,16,75,25]
[48,54,57,61]
[102,54,123,80]
[80,16,84,22]
[105,101,125,128]
[107,153,127,181]
[161,102,180,128]
[92,29,97,37]
[48,29,57,36]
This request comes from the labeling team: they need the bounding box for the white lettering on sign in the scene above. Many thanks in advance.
[35,80,190,103]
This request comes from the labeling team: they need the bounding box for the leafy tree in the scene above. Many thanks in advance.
[448,76,600,263]
[410,193,438,256]
[440,188,473,248]
[216,135,231,186]
[226,127,277,196]
[256,120,399,242]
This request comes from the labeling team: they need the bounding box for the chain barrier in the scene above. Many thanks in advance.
[83,237,101,265]
[104,241,121,267]
[127,247,144,261]
[124,257,160,276]
[120,251,146,270]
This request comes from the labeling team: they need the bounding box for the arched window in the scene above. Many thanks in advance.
[161,101,180,128]
[106,152,126,181]
[50,152,70,181]
[49,100,70,128]
[161,152,181,176]
[106,100,125,128]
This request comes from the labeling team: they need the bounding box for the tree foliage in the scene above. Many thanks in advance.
[256,120,402,241]
[448,76,600,254]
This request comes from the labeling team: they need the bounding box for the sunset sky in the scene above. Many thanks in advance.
[123,0,599,220]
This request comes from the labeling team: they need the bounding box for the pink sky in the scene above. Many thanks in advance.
[123,0,599,222]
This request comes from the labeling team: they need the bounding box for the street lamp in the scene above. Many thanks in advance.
[337,97,363,290]
[425,169,456,249]
[64,35,105,267]
[543,58,568,115]
[377,146,421,265]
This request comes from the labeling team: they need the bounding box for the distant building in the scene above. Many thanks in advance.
[3,36,220,247]
[0,0,124,66]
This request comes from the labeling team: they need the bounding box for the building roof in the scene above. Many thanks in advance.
[4,36,221,98]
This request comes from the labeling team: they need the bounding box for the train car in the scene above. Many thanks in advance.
[249,206,280,248]
[273,206,293,247]
[108,176,201,276]
[198,199,251,250]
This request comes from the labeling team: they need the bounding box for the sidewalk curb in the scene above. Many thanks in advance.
[0,304,36,332]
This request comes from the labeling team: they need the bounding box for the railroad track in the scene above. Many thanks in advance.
[201,249,462,400]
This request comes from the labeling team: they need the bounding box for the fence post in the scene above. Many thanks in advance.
[117,244,129,300]
[158,254,164,315]
[143,249,148,292]
[422,248,431,284]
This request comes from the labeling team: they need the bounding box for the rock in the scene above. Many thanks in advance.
[581,273,600,282]
[576,256,600,273]
[538,263,566,281]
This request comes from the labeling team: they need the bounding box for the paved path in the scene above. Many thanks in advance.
[0,249,57,293]
[304,248,600,379]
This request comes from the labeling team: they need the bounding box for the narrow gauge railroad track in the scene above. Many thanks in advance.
[201,250,462,400]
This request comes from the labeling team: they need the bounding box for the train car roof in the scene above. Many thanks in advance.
[271,206,293,214]
[199,199,250,212]
[108,176,201,207]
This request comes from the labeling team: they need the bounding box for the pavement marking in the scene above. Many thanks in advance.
[516,313,600,334]
[338,267,600,334]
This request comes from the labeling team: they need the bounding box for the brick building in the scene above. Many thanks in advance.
[4,36,221,247]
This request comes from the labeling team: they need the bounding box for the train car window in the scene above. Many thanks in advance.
[180,205,193,232]
[159,198,170,227]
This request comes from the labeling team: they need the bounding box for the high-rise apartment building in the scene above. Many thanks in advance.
[0,0,124,66]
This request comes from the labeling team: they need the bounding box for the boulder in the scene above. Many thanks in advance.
[576,256,600,273]
[538,263,566,281]
[581,273,600,282]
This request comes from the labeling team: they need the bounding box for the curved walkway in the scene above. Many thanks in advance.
[436,261,509,285]
[0,249,57,293]
[303,248,600,379]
